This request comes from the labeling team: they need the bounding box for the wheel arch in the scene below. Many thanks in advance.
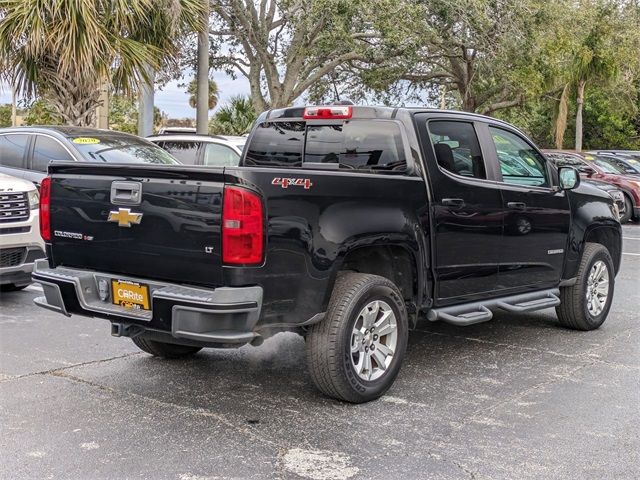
[583,225,622,274]
[325,241,427,327]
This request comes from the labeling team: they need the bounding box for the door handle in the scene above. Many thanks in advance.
[442,198,465,208]
[507,201,526,210]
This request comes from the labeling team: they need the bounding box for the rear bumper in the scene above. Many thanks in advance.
[32,260,263,346]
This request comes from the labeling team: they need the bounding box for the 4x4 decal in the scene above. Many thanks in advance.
[272,178,313,189]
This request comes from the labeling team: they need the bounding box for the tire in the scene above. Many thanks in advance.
[556,242,615,331]
[0,284,28,292]
[305,272,409,403]
[131,334,202,359]
[619,195,632,223]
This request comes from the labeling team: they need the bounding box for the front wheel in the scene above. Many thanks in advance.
[132,334,202,359]
[619,195,632,223]
[556,242,615,331]
[305,273,409,403]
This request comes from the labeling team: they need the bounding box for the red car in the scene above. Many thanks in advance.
[543,150,640,222]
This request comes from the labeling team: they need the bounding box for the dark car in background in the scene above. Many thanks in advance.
[543,149,640,222]
[587,151,640,175]
[0,127,179,186]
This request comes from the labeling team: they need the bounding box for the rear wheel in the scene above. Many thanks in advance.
[132,334,202,359]
[556,242,614,331]
[305,272,408,403]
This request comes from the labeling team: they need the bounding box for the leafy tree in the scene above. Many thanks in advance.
[371,0,570,114]
[0,0,204,126]
[209,96,256,136]
[0,104,11,127]
[208,0,410,113]
[553,0,638,151]
[109,95,164,134]
[187,78,219,110]
[22,99,63,125]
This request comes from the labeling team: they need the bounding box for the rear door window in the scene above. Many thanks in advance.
[155,141,199,165]
[428,121,486,179]
[304,121,406,171]
[0,134,29,169]
[32,135,74,171]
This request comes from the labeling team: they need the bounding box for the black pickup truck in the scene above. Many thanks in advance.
[33,106,622,403]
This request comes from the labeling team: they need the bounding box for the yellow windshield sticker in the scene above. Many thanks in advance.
[72,137,100,145]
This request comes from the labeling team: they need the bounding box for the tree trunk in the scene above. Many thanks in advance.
[575,80,586,152]
[11,83,17,126]
[138,64,155,137]
[196,1,210,135]
[554,83,570,149]
[95,78,109,129]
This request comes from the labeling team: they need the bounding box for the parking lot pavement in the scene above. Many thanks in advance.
[1,225,639,480]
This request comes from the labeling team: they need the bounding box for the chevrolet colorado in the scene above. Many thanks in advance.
[33,106,622,403]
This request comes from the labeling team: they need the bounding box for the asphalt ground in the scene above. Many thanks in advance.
[1,224,639,479]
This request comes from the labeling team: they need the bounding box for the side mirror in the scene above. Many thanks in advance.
[559,167,580,190]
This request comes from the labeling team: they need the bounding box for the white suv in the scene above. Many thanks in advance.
[148,134,244,167]
[0,173,45,291]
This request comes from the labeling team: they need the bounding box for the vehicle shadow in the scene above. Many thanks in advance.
[80,307,597,417]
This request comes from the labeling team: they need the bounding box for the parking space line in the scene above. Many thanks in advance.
[623,252,640,256]
[623,237,640,241]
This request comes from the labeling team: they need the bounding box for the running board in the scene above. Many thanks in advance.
[426,289,560,327]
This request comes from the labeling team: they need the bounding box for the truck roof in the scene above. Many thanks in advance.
[260,106,520,136]
[263,105,509,124]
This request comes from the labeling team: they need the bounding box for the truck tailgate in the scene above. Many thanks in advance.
[48,163,224,287]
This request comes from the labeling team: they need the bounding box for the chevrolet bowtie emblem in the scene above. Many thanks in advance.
[108,208,143,227]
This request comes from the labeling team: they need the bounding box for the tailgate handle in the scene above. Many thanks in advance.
[111,181,142,205]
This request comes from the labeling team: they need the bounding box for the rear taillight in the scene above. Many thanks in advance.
[303,105,352,119]
[39,177,51,242]
[222,186,264,265]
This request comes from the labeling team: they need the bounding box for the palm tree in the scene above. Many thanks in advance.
[553,4,619,151]
[209,96,257,136]
[187,78,219,110]
[571,27,617,152]
[0,0,204,127]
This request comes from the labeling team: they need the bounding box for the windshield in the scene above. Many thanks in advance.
[545,153,585,168]
[70,135,179,164]
[606,156,640,174]
[586,156,626,174]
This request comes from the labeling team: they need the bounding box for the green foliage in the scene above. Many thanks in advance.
[0,104,11,127]
[22,99,63,125]
[108,96,138,134]
[582,86,640,150]
[209,96,256,136]
[108,95,164,133]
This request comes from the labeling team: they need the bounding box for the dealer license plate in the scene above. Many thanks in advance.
[111,280,150,311]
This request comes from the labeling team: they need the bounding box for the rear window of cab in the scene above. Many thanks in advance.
[244,120,406,172]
